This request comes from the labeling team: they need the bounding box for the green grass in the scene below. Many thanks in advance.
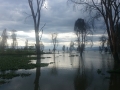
[0,55,49,85]
[0,55,49,71]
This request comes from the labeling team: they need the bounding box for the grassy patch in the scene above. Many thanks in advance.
[0,55,49,85]
[0,55,49,71]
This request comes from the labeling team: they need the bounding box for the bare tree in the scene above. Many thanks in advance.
[28,0,46,60]
[0,29,8,52]
[69,41,75,53]
[62,45,65,53]
[51,33,58,54]
[24,39,28,50]
[99,35,107,53]
[40,41,44,52]
[68,0,120,62]
[11,30,17,50]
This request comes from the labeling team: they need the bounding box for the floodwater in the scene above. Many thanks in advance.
[0,51,120,90]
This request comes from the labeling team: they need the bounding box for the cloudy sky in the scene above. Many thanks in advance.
[0,0,106,50]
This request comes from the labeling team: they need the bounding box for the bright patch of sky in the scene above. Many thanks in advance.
[0,0,107,50]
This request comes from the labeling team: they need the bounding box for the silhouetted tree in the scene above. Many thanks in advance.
[51,33,58,54]
[24,39,28,50]
[0,29,8,52]
[28,0,46,60]
[62,45,65,53]
[66,47,69,53]
[40,41,44,52]
[99,35,107,53]
[68,0,120,62]
[69,41,75,53]
[11,30,17,50]
[74,18,92,56]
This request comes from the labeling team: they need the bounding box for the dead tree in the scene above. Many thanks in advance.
[68,0,120,62]
[40,41,44,52]
[62,45,65,53]
[99,35,107,53]
[51,33,58,54]
[25,39,28,50]
[11,30,17,50]
[28,0,46,60]
[69,41,75,53]
[0,29,8,52]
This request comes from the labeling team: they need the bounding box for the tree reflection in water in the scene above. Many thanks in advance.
[109,63,120,90]
[74,56,93,90]
[51,53,58,75]
[34,55,41,90]
[70,53,74,67]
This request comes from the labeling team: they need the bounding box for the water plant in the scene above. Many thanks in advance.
[0,55,49,71]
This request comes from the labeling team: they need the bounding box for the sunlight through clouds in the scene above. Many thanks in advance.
[0,0,106,49]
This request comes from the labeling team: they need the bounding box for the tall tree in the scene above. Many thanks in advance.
[0,29,8,52]
[11,30,17,50]
[69,0,120,62]
[25,39,28,50]
[69,41,75,53]
[62,45,65,53]
[74,18,92,56]
[39,41,44,52]
[51,33,58,54]
[28,0,45,60]
[99,35,107,52]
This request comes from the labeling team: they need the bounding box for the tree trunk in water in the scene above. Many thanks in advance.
[34,66,40,90]
[106,27,120,63]
[113,52,120,63]
[35,31,40,61]
[54,44,55,54]
[109,63,120,90]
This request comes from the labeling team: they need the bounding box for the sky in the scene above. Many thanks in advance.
[0,0,107,50]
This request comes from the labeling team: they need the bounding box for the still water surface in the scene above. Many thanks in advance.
[0,51,117,90]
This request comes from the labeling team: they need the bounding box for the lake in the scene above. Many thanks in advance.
[1,51,119,90]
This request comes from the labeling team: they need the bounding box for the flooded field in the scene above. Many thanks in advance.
[0,51,117,90]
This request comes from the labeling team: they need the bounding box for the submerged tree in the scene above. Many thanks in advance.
[69,41,75,53]
[0,29,8,52]
[68,0,120,62]
[74,18,92,56]
[51,33,58,54]
[11,30,17,50]
[62,45,65,53]
[34,67,41,90]
[99,35,107,52]
[40,41,44,52]
[24,39,28,50]
[28,0,46,60]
